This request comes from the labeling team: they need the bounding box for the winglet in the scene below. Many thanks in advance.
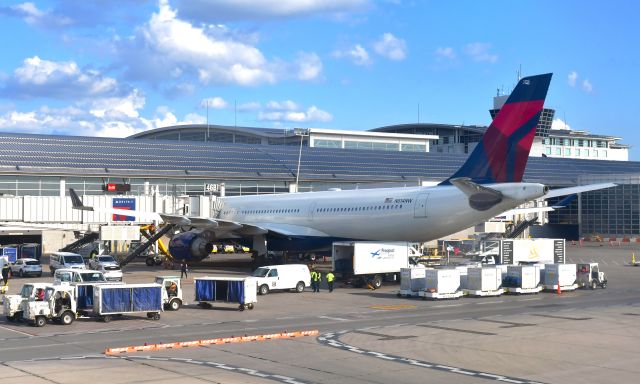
[69,188,94,211]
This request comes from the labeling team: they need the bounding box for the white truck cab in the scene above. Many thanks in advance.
[155,276,184,310]
[23,285,77,327]
[4,282,53,321]
[252,264,311,295]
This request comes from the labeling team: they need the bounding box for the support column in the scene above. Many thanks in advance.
[289,182,298,193]
[144,181,150,195]
[59,178,66,198]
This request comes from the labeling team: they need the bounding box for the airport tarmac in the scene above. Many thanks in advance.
[1,243,639,383]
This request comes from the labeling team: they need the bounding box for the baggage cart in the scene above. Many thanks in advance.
[194,276,257,311]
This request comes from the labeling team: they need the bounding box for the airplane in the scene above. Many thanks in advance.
[70,73,615,261]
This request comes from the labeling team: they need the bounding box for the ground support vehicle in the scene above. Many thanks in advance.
[503,265,543,294]
[576,263,607,289]
[419,269,463,300]
[333,241,420,289]
[4,283,52,321]
[463,267,503,297]
[156,276,184,310]
[92,283,163,322]
[252,264,310,295]
[397,267,427,297]
[543,263,578,291]
[23,285,76,327]
[194,276,257,311]
[88,255,123,281]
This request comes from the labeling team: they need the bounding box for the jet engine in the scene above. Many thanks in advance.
[168,230,215,261]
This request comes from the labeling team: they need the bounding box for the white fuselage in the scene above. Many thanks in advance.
[218,183,547,242]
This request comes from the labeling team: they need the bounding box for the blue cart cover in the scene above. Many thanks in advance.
[76,285,94,310]
[132,286,161,311]
[101,287,131,313]
[228,281,245,304]
[195,279,216,301]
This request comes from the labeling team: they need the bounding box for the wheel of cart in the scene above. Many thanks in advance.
[146,312,161,320]
[102,315,112,323]
[33,315,47,327]
[60,310,75,325]
[167,298,182,311]
[247,303,254,310]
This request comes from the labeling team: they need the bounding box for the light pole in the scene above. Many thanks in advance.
[294,128,310,193]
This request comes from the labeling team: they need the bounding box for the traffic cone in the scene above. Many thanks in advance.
[557,283,561,295]
[632,253,636,265]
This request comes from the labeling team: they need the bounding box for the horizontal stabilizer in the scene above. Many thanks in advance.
[545,183,617,199]
[69,188,94,211]
[451,177,503,211]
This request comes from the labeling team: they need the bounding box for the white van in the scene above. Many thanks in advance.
[49,252,86,275]
[54,269,107,284]
[251,264,311,295]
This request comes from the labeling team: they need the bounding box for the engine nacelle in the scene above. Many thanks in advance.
[169,230,215,261]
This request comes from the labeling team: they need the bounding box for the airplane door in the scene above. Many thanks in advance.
[414,193,429,218]
[308,201,317,221]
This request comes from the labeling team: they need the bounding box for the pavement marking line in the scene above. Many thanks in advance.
[104,329,319,355]
[475,319,536,328]
[475,301,504,305]
[518,297,542,301]
[431,303,464,308]
[0,324,36,337]
[416,324,496,336]
[318,331,547,384]
[318,315,349,321]
[352,330,416,341]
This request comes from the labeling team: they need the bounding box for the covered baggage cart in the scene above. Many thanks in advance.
[194,276,257,311]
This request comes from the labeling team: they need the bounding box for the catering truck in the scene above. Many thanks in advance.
[332,241,420,289]
[468,239,565,266]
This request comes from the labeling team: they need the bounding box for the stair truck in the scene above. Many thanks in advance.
[92,283,163,322]
[333,241,420,289]
[22,284,77,327]
[194,276,257,311]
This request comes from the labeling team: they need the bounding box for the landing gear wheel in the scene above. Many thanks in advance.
[295,281,305,293]
[60,311,75,325]
[259,284,269,295]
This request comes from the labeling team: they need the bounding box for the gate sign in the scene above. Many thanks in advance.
[112,198,136,222]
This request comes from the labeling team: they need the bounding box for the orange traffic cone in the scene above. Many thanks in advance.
[556,283,561,295]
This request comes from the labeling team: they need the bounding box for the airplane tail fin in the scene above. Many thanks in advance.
[441,73,552,185]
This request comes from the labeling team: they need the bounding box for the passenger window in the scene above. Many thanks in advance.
[268,269,278,277]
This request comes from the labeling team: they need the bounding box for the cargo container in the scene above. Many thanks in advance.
[543,263,578,291]
[93,283,163,322]
[419,269,463,300]
[503,265,543,294]
[464,267,503,297]
[194,276,257,311]
[398,266,427,297]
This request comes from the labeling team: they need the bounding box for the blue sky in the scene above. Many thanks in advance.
[0,0,638,159]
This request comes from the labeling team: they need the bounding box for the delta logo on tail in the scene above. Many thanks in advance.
[442,73,553,185]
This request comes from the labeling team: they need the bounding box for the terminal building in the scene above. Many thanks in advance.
[0,102,638,252]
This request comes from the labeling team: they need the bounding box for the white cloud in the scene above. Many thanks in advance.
[463,43,498,63]
[266,100,299,111]
[435,47,455,60]
[116,1,322,86]
[551,118,571,131]
[1,56,124,99]
[372,33,406,61]
[200,97,229,109]
[258,102,332,123]
[184,113,206,124]
[568,71,578,87]
[333,44,372,66]
[0,2,72,28]
[582,79,593,93]
[174,0,369,22]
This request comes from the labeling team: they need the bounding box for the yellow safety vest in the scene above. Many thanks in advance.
[326,273,335,282]
[312,272,321,281]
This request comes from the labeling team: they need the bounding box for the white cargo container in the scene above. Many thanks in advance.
[419,269,462,300]
[464,267,503,296]
[544,263,577,291]
[333,241,420,289]
[455,265,469,290]
[398,267,426,297]
[504,265,543,294]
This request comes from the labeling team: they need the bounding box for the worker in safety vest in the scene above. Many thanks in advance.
[311,270,322,292]
[326,271,335,293]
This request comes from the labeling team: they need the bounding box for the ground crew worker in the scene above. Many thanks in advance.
[180,261,188,279]
[311,270,322,292]
[1,262,10,286]
[326,271,335,293]
[167,281,178,296]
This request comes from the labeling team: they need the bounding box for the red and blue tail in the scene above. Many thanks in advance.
[441,73,552,185]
